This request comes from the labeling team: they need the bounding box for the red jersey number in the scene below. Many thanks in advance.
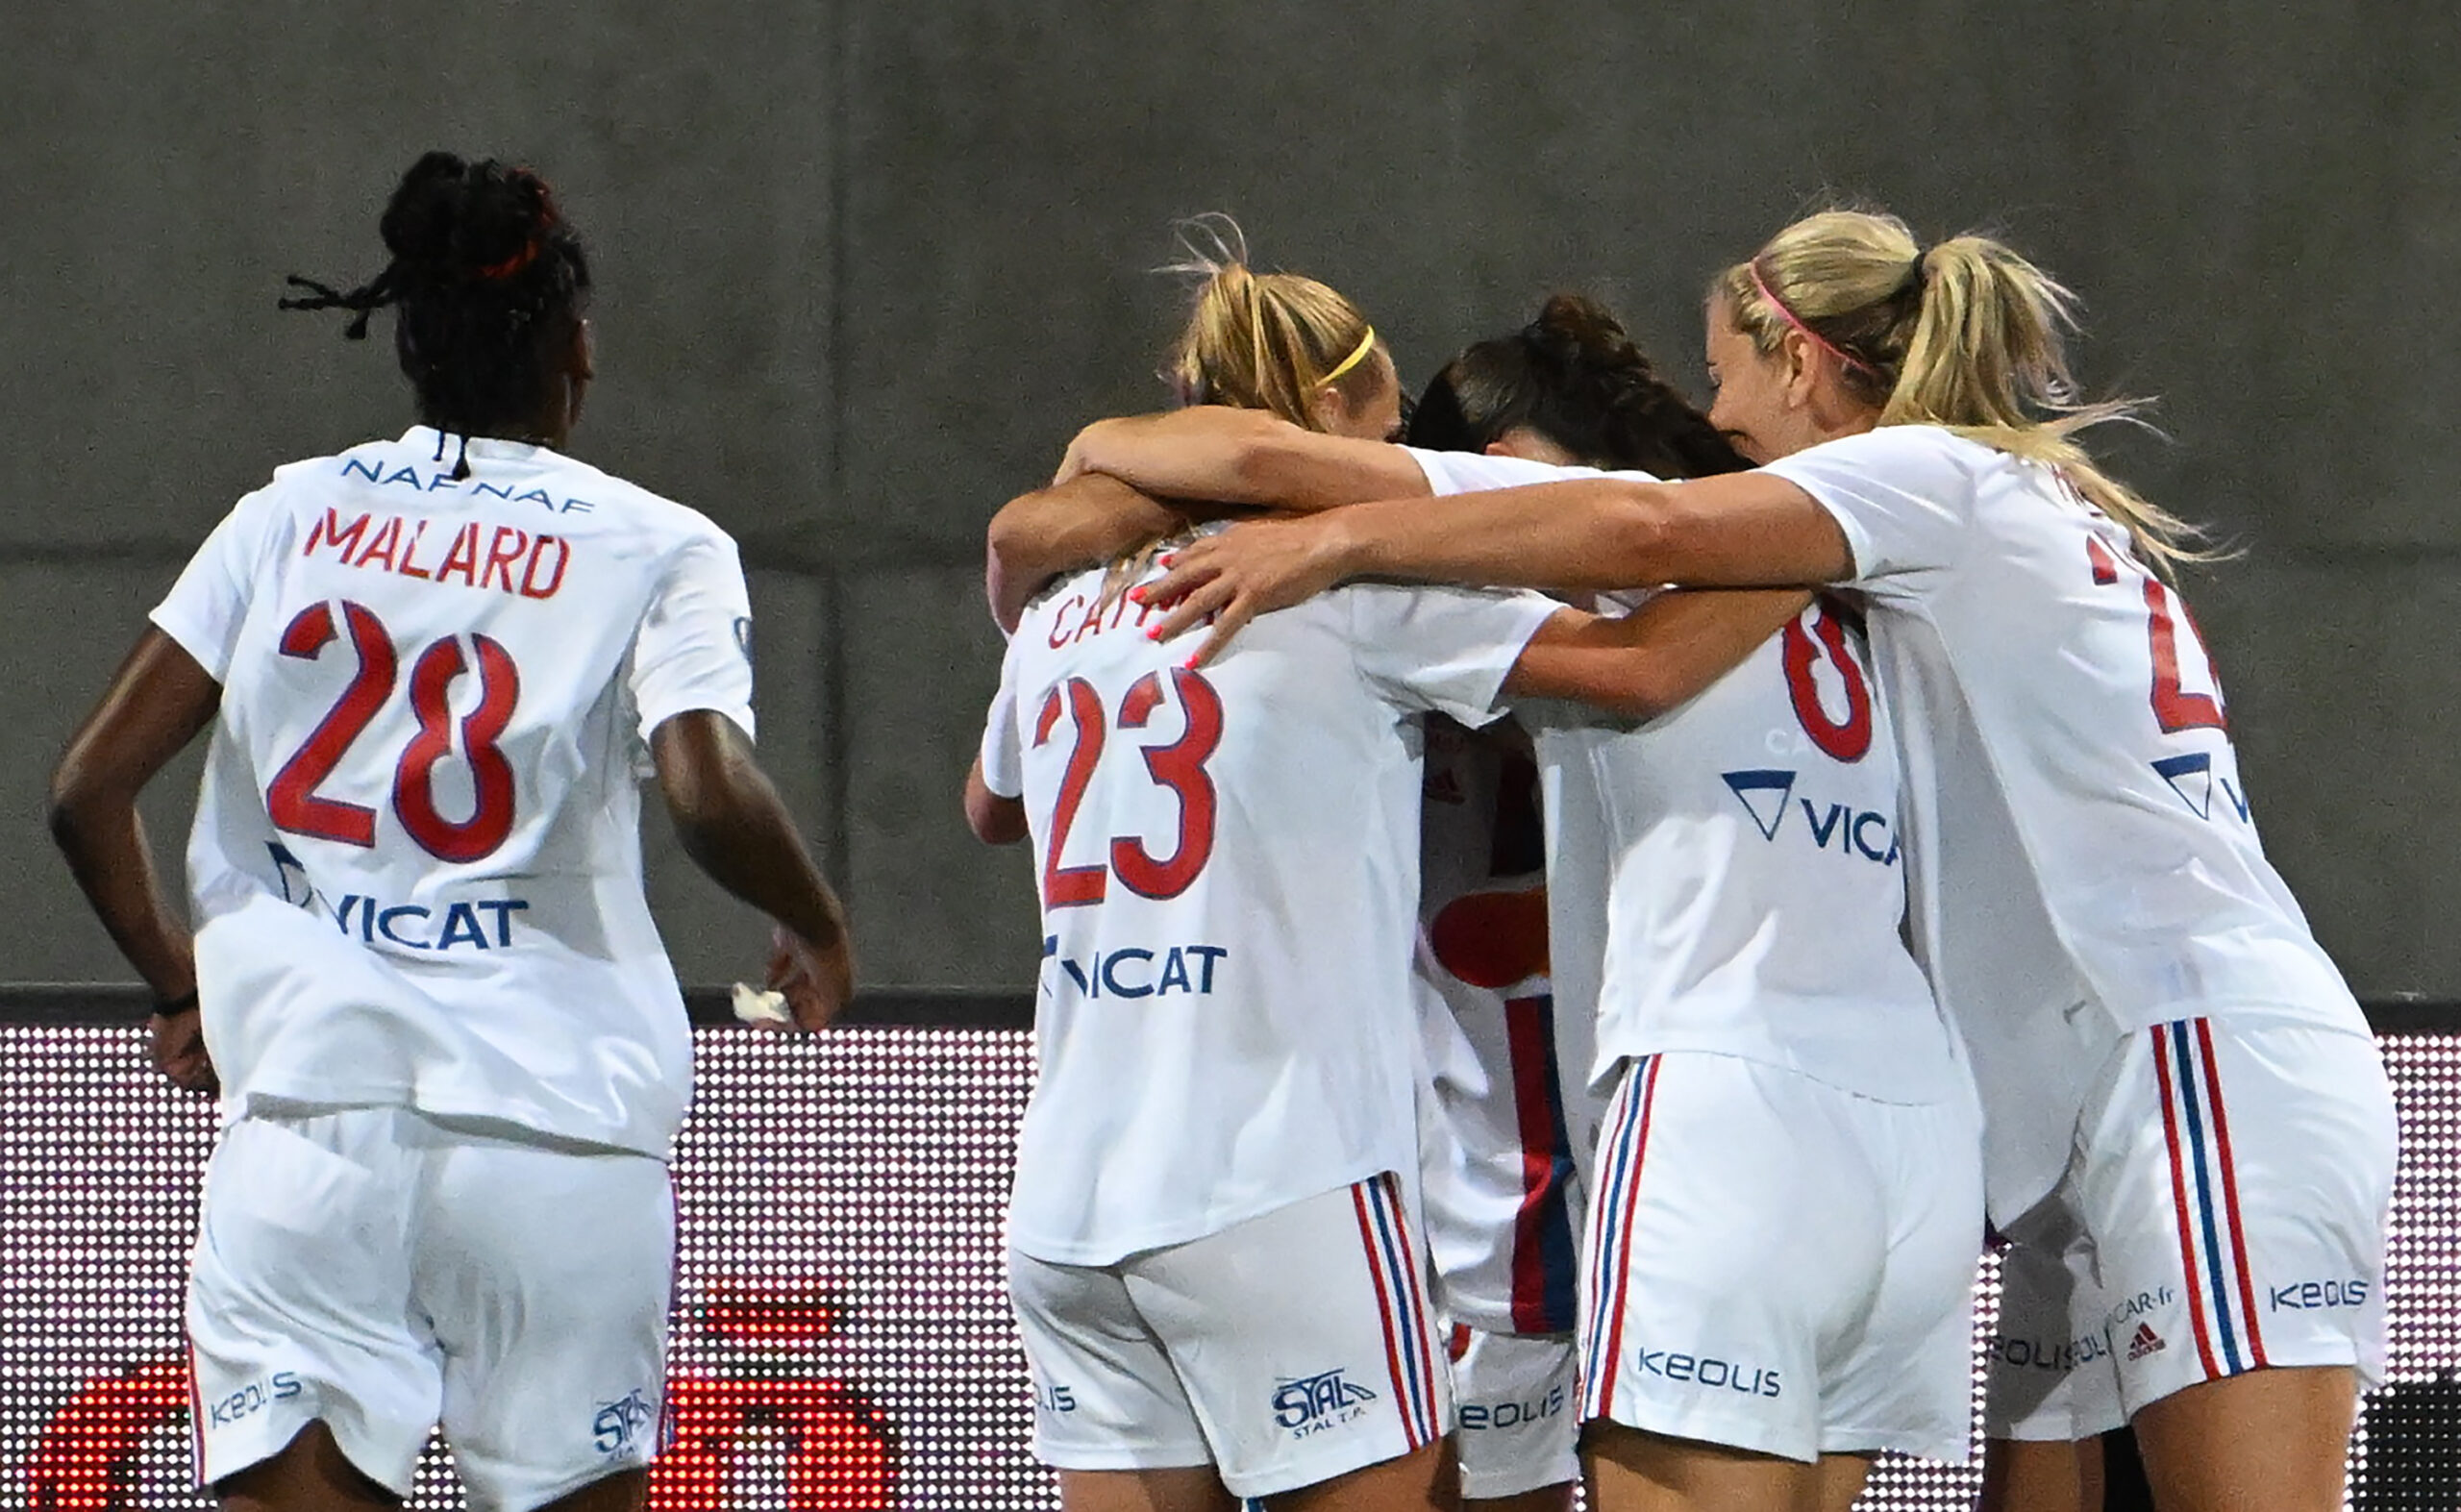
[1032,669,1226,907]
[266,600,523,861]
[1780,603,1875,762]
[2086,535,2227,733]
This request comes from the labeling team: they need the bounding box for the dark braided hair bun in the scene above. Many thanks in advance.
[283,152,589,458]
[380,151,564,292]
[1408,293,1748,480]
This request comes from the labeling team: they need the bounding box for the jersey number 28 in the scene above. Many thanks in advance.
[265,600,522,862]
[1034,668,1224,907]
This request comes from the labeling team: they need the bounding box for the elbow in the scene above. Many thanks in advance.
[1589,674,1685,722]
[45,762,107,855]
[1595,484,1684,586]
[965,801,1028,847]
[963,759,1030,845]
[1217,411,1307,499]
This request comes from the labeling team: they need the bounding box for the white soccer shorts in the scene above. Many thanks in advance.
[1985,1017,2396,1440]
[1451,1326,1579,1500]
[1579,1052,1983,1465]
[1007,1173,1454,1500]
[185,1106,675,1509]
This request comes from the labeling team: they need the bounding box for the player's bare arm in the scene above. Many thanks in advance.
[1505,589,1813,719]
[1056,408,1427,509]
[651,710,856,1031]
[48,629,222,1092]
[962,756,1030,845]
[1138,471,1853,665]
[986,474,1193,633]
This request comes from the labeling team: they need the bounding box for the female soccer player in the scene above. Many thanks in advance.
[48,152,854,1512]
[1405,293,1981,1512]
[1000,286,1987,1512]
[1060,209,2398,1512]
[967,241,1816,1512]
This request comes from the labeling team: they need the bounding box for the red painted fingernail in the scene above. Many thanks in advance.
[1127,586,1145,603]
[1182,652,1201,669]
[1145,626,1160,640]
[1158,554,1176,566]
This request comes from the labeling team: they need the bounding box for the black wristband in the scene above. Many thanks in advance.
[152,989,200,1018]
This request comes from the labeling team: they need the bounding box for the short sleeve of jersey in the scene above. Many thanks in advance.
[979,648,1025,801]
[630,527,758,743]
[1348,584,1560,728]
[149,489,280,683]
[1404,447,1613,497]
[1758,426,1978,586]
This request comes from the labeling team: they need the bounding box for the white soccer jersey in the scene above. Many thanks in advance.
[1406,449,1966,1107]
[1412,719,1589,1335]
[1762,426,2369,1214]
[980,558,1557,1265]
[151,427,756,1157]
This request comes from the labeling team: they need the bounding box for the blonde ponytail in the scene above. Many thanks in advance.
[1092,217,1383,610]
[1717,210,2213,576]
[1158,213,1382,429]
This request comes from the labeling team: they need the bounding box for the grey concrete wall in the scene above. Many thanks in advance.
[5,4,2455,992]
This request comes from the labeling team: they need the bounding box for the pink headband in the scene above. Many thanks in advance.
[1749,260,1878,379]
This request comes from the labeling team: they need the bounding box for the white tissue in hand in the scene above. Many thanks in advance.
[731,982,793,1026]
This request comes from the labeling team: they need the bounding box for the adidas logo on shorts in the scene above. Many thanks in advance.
[2126,1323,2167,1362]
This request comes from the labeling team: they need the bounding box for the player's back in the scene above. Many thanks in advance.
[156,428,755,1156]
[1532,596,1964,1105]
[985,554,1553,1265]
[1764,425,2371,1212]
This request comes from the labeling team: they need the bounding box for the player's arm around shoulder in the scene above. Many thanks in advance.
[985,473,1186,634]
[1504,588,1811,720]
[1057,408,1428,509]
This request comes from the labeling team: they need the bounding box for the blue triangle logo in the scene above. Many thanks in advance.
[2152,752,2214,820]
[1723,769,1797,841]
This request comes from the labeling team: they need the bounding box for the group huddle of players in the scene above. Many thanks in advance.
[45,153,2391,1512]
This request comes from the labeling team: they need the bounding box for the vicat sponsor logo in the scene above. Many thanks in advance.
[207,1371,301,1428]
[1042,937,1228,1000]
[1632,1347,1781,1399]
[1461,1382,1565,1430]
[2269,1277,2369,1312]
[268,843,531,953]
[1719,770,1898,866]
[593,1388,657,1455]
[1272,1369,1377,1436]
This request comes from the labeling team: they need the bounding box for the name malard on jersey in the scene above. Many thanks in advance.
[1041,936,1228,1000]
[1720,769,1899,865]
[305,505,572,601]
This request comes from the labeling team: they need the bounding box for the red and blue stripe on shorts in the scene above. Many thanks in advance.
[1504,993,1582,1334]
[1351,1173,1446,1451]
[2150,1018,2269,1379]
[1579,1054,1663,1420]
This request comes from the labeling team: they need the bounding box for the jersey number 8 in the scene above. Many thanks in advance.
[265,600,522,863]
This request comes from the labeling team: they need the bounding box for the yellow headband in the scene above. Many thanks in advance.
[1317,328,1379,388]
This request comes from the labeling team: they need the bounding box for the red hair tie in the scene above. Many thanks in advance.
[475,238,540,282]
